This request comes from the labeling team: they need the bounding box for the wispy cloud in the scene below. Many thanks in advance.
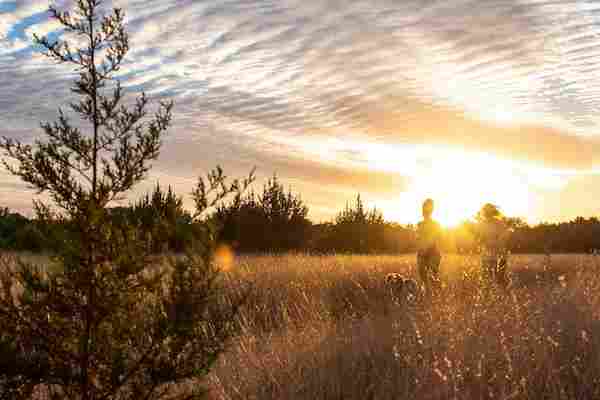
[2,0,600,221]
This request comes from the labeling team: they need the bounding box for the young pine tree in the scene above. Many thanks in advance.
[0,1,251,399]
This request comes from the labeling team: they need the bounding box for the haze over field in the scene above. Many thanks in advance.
[2,0,600,225]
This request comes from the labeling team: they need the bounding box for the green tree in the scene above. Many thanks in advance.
[258,175,310,251]
[215,174,310,252]
[335,194,384,226]
[0,2,251,399]
[0,208,28,250]
[321,194,386,253]
[110,184,197,253]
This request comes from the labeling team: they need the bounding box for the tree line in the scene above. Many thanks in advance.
[4,177,600,254]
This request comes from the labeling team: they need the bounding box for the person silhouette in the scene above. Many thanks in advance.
[477,203,509,287]
[417,199,442,292]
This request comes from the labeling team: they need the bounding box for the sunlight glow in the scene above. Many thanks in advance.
[280,136,572,225]
[371,148,535,227]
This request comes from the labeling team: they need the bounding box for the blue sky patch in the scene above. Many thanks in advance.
[6,10,49,43]
[0,1,17,14]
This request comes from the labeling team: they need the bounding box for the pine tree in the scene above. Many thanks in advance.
[214,174,309,252]
[332,194,385,253]
[0,1,251,399]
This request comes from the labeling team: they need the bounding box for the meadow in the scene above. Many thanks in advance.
[207,254,600,399]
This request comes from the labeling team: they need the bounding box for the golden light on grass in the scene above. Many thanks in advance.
[207,254,600,399]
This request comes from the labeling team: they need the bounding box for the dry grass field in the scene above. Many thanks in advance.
[4,253,600,399]
[207,254,600,399]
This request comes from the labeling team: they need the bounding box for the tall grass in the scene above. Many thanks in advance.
[4,253,600,398]
[209,254,600,399]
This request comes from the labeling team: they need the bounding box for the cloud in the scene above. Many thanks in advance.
[2,0,600,221]
[326,94,600,169]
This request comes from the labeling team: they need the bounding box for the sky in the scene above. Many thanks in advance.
[2,0,600,226]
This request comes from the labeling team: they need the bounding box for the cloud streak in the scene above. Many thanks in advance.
[2,0,600,221]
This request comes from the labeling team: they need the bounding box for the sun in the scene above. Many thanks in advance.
[434,201,473,228]
[393,176,486,228]
[379,149,533,227]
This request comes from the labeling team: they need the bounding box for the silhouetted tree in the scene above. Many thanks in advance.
[316,194,387,253]
[0,2,250,399]
[215,174,310,252]
[0,208,28,250]
[109,184,197,253]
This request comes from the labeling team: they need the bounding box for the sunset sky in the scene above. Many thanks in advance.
[2,0,600,225]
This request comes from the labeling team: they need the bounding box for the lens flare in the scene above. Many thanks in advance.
[214,244,235,271]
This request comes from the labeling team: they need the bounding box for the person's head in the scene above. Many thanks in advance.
[422,198,434,219]
[480,203,501,221]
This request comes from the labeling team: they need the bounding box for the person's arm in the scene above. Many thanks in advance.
[434,221,443,251]
[416,222,423,250]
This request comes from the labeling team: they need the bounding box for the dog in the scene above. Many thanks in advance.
[384,272,421,305]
